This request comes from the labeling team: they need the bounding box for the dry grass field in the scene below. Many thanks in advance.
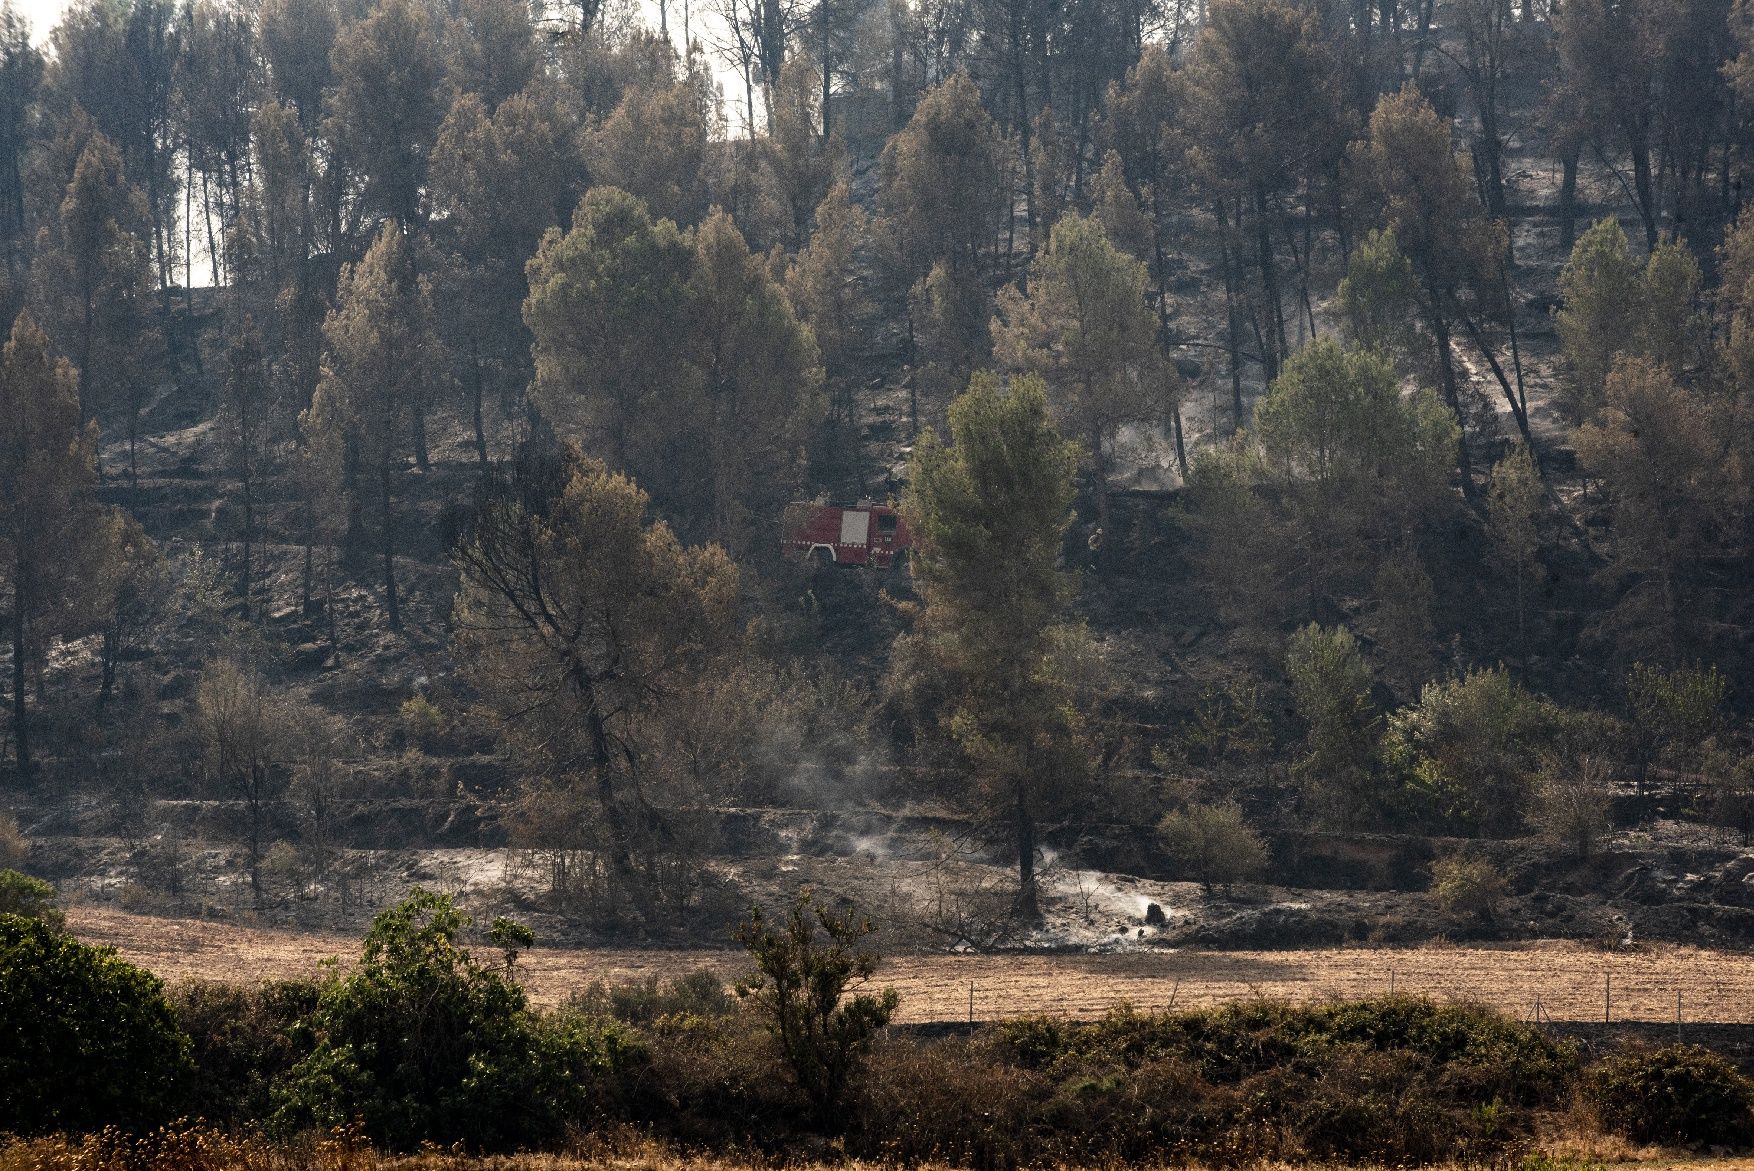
[5,1127,1752,1171]
[66,905,1754,1025]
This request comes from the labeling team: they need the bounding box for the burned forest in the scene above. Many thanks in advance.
[10,0,1754,1124]
[5,0,1754,946]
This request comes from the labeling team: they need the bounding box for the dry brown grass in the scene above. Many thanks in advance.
[7,1127,1754,1171]
[63,905,1754,1024]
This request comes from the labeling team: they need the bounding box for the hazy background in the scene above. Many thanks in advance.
[13,0,65,38]
[9,0,741,122]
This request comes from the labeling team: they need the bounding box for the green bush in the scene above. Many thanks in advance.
[1584,1044,1754,1147]
[0,868,62,929]
[273,889,637,1150]
[571,967,735,1024]
[0,912,195,1134]
[398,695,447,751]
[1156,801,1269,891]
[1385,667,1559,835]
[1429,855,1510,921]
[736,892,898,1125]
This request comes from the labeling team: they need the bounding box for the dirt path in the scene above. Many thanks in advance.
[67,905,1754,1025]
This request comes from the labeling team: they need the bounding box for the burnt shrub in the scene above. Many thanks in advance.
[1583,1044,1754,1147]
[170,979,320,1125]
[625,1009,800,1149]
[854,1036,1047,1169]
[848,1023,1530,1169]
[972,997,1576,1165]
[997,996,1574,1103]
[1269,1045,1512,1164]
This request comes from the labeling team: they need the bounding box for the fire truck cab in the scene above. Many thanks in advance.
[782,499,912,568]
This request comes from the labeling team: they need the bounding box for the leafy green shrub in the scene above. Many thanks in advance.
[274,889,636,1150]
[571,966,735,1024]
[1429,855,1510,921]
[1385,667,1559,835]
[1583,1044,1754,1147]
[398,695,446,751]
[1156,801,1269,891]
[0,913,195,1134]
[1628,662,1726,772]
[1286,622,1380,826]
[736,892,899,1124]
[0,868,62,929]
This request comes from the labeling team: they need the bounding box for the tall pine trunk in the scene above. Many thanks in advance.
[380,456,400,630]
[1149,250,1191,481]
[1630,130,1657,250]
[240,464,254,620]
[1216,201,1247,433]
[10,561,27,776]
[1558,145,1580,251]
[1252,183,1284,381]
[469,339,489,470]
[1011,4,1035,238]
[1013,778,1037,917]
[1429,302,1475,497]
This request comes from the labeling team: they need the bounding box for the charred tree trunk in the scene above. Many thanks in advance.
[1558,144,1580,251]
[300,486,316,617]
[469,338,489,471]
[1413,0,1436,76]
[1170,406,1188,481]
[1429,302,1476,497]
[342,438,364,548]
[240,464,254,620]
[99,622,118,710]
[1461,311,1533,446]
[379,456,401,630]
[1216,201,1247,433]
[574,664,642,897]
[413,405,430,472]
[1252,183,1285,381]
[820,1,833,137]
[1151,237,1191,482]
[10,561,27,777]
[1091,420,1111,544]
[1482,134,1507,249]
[1013,778,1037,917]
[1630,130,1658,250]
[246,765,264,907]
[1012,3,1036,240]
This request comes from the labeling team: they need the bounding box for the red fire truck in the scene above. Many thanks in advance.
[781,500,913,568]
